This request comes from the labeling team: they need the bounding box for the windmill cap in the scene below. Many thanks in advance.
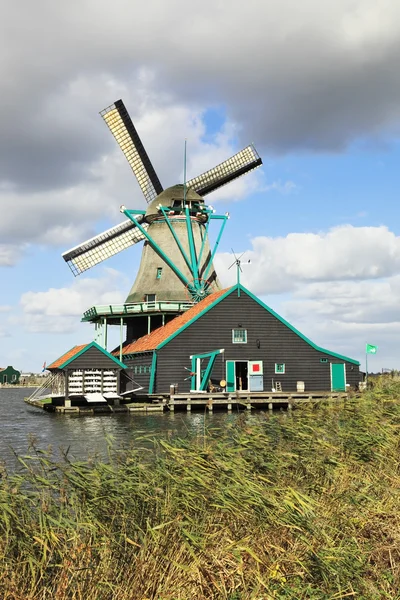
[145,184,205,222]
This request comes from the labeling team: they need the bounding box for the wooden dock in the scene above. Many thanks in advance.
[25,391,355,415]
[167,391,351,411]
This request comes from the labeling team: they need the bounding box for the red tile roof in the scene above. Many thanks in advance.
[48,344,88,369]
[114,288,231,355]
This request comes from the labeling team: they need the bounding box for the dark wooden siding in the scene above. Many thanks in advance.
[66,346,122,370]
[122,352,153,393]
[154,292,361,393]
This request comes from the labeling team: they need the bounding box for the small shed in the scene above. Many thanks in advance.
[47,342,127,407]
[114,284,361,394]
[0,366,21,384]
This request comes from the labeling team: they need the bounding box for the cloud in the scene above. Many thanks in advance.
[216,225,400,295]
[18,268,128,333]
[0,87,264,262]
[0,245,26,266]
[215,223,400,367]
[1,0,399,184]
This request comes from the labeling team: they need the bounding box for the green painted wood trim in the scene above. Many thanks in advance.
[240,284,360,365]
[202,215,228,282]
[190,349,224,391]
[185,206,199,283]
[157,283,360,365]
[199,352,219,390]
[331,362,346,391]
[58,341,127,370]
[123,209,191,289]
[191,356,196,390]
[226,360,235,392]
[196,219,210,270]
[159,206,192,271]
[148,351,157,394]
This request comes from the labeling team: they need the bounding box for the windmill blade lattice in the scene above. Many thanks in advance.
[186,145,261,196]
[62,218,148,276]
[101,99,163,204]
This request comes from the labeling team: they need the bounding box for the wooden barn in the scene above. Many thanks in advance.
[47,342,128,407]
[114,284,361,395]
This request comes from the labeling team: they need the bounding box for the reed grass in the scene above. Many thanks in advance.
[2,378,400,599]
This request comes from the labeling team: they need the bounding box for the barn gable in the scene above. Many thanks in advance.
[115,284,360,394]
[48,342,126,371]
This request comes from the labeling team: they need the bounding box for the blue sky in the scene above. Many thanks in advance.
[1,0,400,373]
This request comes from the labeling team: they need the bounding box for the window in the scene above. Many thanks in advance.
[156,267,162,279]
[320,358,328,363]
[134,365,151,374]
[275,363,285,374]
[145,294,156,305]
[11,374,16,382]
[232,329,247,344]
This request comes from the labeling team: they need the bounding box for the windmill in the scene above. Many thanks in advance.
[62,99,262,345]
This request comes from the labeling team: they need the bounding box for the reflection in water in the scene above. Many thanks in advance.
[0,388,260,467]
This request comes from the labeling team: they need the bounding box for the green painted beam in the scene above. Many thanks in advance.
[159,206,192,271]
[149,351,157,394]
[123,209,192,289]
[185,206,199,285]
[202,215,228,282]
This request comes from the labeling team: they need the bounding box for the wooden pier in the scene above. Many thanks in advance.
[25,391,355,415]
[166,390,352,411]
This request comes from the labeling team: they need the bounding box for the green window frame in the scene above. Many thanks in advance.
[156,267,162,279]
[232,329,247,344]
[320,358,328,363]
[275,363,285,374]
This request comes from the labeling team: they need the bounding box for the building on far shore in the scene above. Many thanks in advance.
[0,366,21,385]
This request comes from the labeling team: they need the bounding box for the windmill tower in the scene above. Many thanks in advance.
[62,100,262,347]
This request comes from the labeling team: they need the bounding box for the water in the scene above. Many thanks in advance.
[0,388,251,467]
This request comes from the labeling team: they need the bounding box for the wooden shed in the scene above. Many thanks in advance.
[47,342,127,407]
[114,284,361,395]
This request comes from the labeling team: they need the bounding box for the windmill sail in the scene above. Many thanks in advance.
[100,100,163,204]
[187,145,262,197]
[63,219,148,276]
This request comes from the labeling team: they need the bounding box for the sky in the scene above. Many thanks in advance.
[1,0,400,373]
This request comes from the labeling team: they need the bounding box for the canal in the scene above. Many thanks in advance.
[0,387,260,467]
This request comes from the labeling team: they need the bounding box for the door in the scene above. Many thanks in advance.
[249,361,263,392]
[235,362,248,391]
[331,363,346,391]
[249,375,263,391]
[226,361,235,392]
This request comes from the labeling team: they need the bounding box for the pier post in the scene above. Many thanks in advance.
[288,403,293,410]
[246,404,251,410]
[65,398,71,408]
[187,404,191,412]
[268,403,273,411]
[169,403,174,412]
[227,403,232,411]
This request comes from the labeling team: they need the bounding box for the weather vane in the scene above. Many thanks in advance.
[228,249,250,296]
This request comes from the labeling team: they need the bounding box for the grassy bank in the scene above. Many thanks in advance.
[2,380,400,599]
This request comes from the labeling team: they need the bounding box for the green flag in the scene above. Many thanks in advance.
[366,344,378,354]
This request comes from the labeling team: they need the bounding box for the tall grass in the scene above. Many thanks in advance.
[2,378,400,598]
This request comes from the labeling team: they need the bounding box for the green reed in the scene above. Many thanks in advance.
[2,378,400,599]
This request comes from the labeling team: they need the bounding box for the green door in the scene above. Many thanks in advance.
[331,363,346,391]
[226,361,235,392]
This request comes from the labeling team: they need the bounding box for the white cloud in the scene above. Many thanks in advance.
[216,225,400,295]
[0,245,26,266]
[18,269,128,333]
[215,224,400,368]
[0,84,264,262]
